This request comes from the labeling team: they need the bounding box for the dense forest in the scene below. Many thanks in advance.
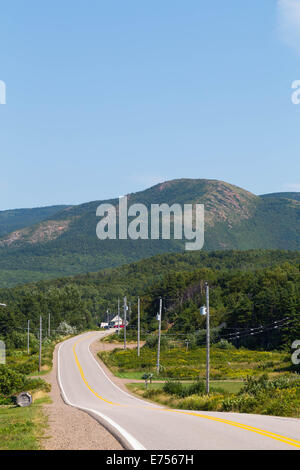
[0,249,299,350]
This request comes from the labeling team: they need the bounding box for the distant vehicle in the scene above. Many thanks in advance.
[114,324,125,328]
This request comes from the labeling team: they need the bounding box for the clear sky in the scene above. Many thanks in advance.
[0,0,300,210]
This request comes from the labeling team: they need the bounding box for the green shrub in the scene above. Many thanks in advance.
[145,335,170,350]
[143,388,161,398]
[25,377,50,392]
[163,379,206,398]
[214,339,235,350]
[263,399,293,417]
[163,380,184,396]
[239,374,269,396]
[184,380,206,397]
[14,359,39,375]
[0,366,27,395]
[221,394,257,413]
[179,394,222,411]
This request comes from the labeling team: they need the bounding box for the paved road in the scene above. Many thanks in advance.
[58,331,300,450]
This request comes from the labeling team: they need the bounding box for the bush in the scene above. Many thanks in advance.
[221,395,257,413]
[163,380,184,396]
[14,359,39,375]
[25,377,50,393]
[179,394,222,411]
[0,366,27,395]
[163,379,206,398]
[57,322,77,336]
[143,388,161,399]
[145,334,170,350]
[6,332,27,350]
[239,374,269,396]
[184,380,206,397]
[214,339,235,350]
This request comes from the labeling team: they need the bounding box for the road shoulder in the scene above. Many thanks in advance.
[41,340,123,450]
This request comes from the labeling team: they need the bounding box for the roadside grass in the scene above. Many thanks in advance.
[0,398,49,450]
[126,375,300,418]
[0,335,70,449]
[99,341,300,418]
[0,330,98,449]
[127,380,243,394]
[115,371,146,379]
[99,344,290,381]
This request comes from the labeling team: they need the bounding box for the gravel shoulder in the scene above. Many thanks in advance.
[41,340,123,450]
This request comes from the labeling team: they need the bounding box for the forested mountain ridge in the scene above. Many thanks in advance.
[261,192,300,202]
[0,205,69,238]
[0,179,299,287]
[0,249,299,350]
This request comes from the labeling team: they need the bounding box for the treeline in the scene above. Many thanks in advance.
[136,263,300,350]
[0,250,299,350]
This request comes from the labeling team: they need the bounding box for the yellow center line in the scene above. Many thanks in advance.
[72,334,300,449]
[164,409,300,449]
[72,334,121,406]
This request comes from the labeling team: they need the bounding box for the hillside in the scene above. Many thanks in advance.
[0,179,299,286]
[261,192,300,202]
[0,205,69,238]
[0,249,299,350]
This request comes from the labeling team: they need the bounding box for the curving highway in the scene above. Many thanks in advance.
[57,331,300,450]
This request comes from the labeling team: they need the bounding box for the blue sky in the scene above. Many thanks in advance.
[0,0,300,210]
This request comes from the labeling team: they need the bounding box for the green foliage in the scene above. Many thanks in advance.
[57,321,77,336]
[214,339,235,350]
[163,379,206,398]
[0,366,27,395]
[0,401,48,449]
[0,249,299,351]
[0,365,49,397]
[185,379,206,396]
[101,342,290,380]
[133,374,300,418]
[145,334,170,349]
[163,380,184,396]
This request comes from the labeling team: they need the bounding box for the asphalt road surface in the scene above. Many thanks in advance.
[57,331,300,450]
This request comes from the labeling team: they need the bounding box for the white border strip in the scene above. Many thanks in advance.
[87,335,163,408]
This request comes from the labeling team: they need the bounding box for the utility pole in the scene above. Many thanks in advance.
[205,282,210,394]
[129,302,131,323]
[27,320,30,355]
[117,298,120,336]
[156,297,162,375]
[123,296,127,350]
[48,313,51,337]
[39,316,42,372]
[137,297,140,357]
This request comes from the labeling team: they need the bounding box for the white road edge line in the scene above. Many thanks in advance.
[57,338,146,451]
[87,334,163,408]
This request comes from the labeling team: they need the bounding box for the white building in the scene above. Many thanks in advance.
[110,315,125,326]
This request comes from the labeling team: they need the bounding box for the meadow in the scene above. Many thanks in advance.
[99,341,300,418]
[98,343,291,380]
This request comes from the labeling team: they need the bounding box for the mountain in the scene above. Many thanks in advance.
[0,179,299,287]
[0,205,69,238]
[261,192,300,202]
